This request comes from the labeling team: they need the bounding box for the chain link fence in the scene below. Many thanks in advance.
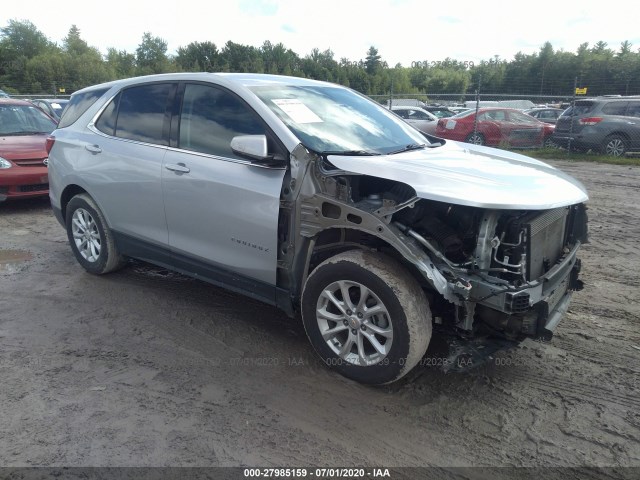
[371,88,640,157]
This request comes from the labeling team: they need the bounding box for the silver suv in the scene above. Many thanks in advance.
[48,73,588,384]
[552,96,640,156]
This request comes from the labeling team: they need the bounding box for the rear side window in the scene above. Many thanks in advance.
[601,102,628,115]
[409,110,430,120]
[58,87,109,128]
[480,110,506,121]
[115,83,175,145]
[178,83,265,159]
[95,92,120,136]
[564,102,594,117]
[538,110,558,120]
[627,102,640,118]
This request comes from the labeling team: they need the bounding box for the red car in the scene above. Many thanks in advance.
[435,107,555,148]
[0,99,57,202]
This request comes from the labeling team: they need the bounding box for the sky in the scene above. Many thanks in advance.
[2,0,639,67]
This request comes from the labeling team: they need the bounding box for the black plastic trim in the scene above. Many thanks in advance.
[112,231,293,312]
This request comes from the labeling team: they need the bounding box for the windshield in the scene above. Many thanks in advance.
[50,101,68,116]
[429,109,454,118]
[0,104,57,135]
[452,109,475,119]
[250,85,429,155]
[563,101,595,117]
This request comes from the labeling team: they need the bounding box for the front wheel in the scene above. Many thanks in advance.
[301,250,432,385]
[543,136,559,149]
[65,193,126,274]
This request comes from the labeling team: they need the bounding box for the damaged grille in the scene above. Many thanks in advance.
[526,207,569,279]
[493,207,571,282]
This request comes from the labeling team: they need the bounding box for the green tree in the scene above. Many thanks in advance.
[63,25,90,56]
[260,40,300,75]
[59,25,111,92]
[220,41,263,72]
[302,48,338,81]
[105,48,137,78]
[0,19,53,59]
[0,19,56,92]
[135,32,171,75]
[24,51,66,94]
[176,41,219,72]
[364,46,381,75]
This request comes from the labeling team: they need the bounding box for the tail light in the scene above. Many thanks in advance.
[45,135,56,154]
[579,117,603,126]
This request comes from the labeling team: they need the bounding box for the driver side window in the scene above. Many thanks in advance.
[179,84,266,159]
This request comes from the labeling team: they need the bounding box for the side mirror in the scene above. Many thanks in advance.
[230,135,268,160]
[230,135,286,168]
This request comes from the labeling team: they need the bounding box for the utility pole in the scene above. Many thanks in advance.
[567,77,577,154]
[472,75,482,141]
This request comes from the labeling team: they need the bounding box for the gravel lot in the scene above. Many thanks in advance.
[0,160,639,474]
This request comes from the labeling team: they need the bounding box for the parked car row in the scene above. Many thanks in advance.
[390,102,558,148]
[390,96,640,157]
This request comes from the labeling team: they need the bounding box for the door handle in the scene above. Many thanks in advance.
[85,144,102,154]
[165,163,190,174]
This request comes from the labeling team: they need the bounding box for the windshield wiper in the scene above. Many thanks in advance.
[387,143,427,155]
[321,150,379,157]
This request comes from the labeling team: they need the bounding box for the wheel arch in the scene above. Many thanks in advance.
[604,131,631,143]
[59,184,89,222]
[294,226,433,309]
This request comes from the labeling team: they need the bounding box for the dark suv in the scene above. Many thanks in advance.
[552,96,640,156]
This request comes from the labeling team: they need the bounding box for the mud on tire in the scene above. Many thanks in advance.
[301,249,432,385]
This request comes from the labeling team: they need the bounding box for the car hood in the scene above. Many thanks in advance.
[0,134,49,161]
[327,141,588,210]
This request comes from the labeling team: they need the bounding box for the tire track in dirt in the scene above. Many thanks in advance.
[495,368,640,411]
[552,339,640,373]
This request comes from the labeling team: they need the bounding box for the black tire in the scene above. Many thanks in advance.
[65,193,126,274]
[301,250,431,385]
[601,135,628,157]
[543,136,558,149]
[465,132,485,145]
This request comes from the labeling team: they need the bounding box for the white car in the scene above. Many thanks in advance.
[390,106,438,134]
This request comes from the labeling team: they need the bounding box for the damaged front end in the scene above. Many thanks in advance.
[284,144,588,361]
[391,197,587,341]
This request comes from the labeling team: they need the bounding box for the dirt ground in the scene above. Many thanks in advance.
[0,160,639,473]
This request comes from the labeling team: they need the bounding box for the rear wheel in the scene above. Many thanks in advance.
[601,135,627,157]
[465,132,485,145]
[65,193,126,274]
[301,250,431,385]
